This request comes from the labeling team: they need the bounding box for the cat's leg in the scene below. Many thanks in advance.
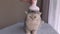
[26,29,31,34]
[32,30,37,34]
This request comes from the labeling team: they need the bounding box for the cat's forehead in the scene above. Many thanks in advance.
[29,13,39,15]
[28,13,37,15]
[28,11,40,14]
[27,13,39,16]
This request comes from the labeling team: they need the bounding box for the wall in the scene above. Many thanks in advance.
[16,0,29,22]
[0,0,28,29]
[0,0,16,29]
[48,0,60,34]
[48,0,57,28]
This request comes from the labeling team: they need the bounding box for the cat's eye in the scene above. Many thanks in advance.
[34,16,36,18]
[29,16,36,19]
[29,16,32,18]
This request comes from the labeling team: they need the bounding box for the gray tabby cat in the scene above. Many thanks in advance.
[24,11,42,34]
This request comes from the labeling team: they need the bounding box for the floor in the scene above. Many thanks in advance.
[0,22,58,34]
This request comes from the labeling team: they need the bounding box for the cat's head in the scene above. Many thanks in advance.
[25,11,41,20]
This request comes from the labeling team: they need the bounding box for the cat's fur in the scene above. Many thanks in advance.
[24,11,42,34]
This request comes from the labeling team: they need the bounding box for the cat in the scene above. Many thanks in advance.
[24,11,42,34]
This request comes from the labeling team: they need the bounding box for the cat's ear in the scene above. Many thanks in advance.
[25,11,28,14]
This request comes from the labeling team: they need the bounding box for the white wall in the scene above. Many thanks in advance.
[48,0,60,34]
[48,0,57,28]
[55,0,60,33]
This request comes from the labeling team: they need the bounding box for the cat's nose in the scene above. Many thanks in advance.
[31,17,34,20]
[32,17,35,20]
[32,19,34,20]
